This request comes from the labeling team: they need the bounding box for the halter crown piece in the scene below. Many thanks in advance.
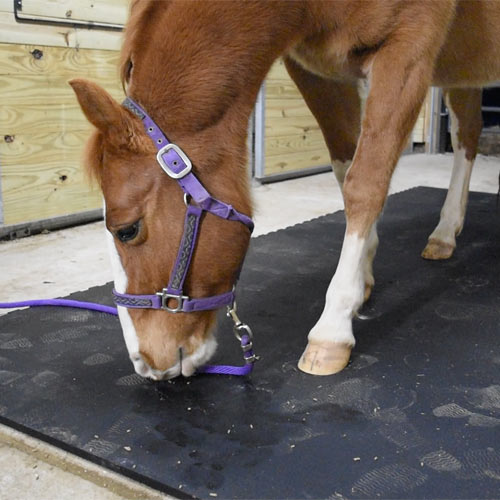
[112,97,257,371]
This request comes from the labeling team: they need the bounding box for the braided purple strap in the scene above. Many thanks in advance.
[112,289,235,312]
[0,299,254,376]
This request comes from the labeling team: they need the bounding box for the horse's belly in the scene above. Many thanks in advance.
[433,0,500,88]
[289,38,368,83]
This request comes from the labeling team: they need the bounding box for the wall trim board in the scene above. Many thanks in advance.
[13,0,126,31]
[0,207,103,240]
[0,2,126,50]
[0,162,4,224]
[255,165,332,184]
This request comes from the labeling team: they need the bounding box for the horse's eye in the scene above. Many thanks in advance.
[116,222,140,243]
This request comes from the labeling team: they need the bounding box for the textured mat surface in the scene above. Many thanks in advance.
[0,187,499,499]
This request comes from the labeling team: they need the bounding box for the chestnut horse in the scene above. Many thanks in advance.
[71,0,500,379]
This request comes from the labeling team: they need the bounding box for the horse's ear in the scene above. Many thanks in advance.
[69,78,142,149]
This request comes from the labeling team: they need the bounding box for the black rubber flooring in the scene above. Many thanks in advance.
[0,187,499,499]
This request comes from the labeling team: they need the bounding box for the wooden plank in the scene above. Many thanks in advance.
[265,132,327,158]
[0,74,122,104]
[0,43,124,225]
[422,91,432,146]
[0,123,105,224]
[265,115,322,138]
[264,149,330,176]
[0,97,125,134]
[266,80,306,100]
[0,43,120,77]
[1,131,91,168]
[2,162,102,225]
[262,59,331,176]
[266,58,290,80]
[19,0,128,27]
[0,11,123,50]
[1,103,90,134]
[1,128,103,225]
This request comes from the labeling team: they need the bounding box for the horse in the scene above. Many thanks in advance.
[70,0,500,379]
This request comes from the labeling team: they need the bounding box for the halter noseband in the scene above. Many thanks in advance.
[112,97,254,316]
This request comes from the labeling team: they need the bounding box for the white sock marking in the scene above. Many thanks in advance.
[428,96,474,247]
[308,232,369,346]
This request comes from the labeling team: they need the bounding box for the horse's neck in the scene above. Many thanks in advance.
[124,1,309,214]
[127,1,307,136]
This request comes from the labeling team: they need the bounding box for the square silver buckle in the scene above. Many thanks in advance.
[156,143,192,179]
[157,289,189,313]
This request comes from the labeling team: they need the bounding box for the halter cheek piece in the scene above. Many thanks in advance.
[112,98,257,368]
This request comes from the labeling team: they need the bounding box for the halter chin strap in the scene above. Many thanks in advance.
[112,97,254,315]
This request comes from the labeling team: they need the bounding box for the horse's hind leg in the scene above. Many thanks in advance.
[422,87,482,260]
[284,58,378,303]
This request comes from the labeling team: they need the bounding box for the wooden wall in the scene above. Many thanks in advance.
[0,0,126,227]
[0,0,430,225]
[259,59,429,179]
[261,59,330,178]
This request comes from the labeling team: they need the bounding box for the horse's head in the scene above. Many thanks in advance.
[70,79,252,380]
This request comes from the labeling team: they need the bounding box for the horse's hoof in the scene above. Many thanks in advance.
[298,341,352,375]
[421,238,455,260]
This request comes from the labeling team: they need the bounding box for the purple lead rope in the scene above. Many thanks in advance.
[0,299,255,376]
[0,299,118,315]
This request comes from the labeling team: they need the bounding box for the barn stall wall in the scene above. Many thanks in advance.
[254,58,430,181]
[0,0,430,235]
[0,0,127,238]
[254,59,332,182]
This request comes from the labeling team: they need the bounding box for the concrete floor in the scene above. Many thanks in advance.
[0,153,499,498]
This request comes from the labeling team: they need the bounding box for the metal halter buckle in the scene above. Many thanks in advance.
[157,289,189,313]
[156,143,192,179]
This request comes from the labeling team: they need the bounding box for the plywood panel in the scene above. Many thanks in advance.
[262,59,330,177]
[261,59,428,177]
[265,115,322,138]
[0,9,123,50]
[0,43,120,77]
[19,0,128,26]
[0,43,124,225]
[265,149,331,176]
[1,74,122,104]
[266,132,327,158]
[1,103,97,134]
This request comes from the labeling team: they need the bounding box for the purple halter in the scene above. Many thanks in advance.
[0,97,257,377]
[113,97,254,314]
[112,97,258,371]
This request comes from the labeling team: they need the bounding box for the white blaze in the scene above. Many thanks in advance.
[103,202,182,380]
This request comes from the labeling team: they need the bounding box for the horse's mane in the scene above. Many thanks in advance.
[120,0,170,90]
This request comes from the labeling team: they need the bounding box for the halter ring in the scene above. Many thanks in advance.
[156,289,189,313]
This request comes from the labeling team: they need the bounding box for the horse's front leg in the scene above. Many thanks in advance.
[298,39,443,376]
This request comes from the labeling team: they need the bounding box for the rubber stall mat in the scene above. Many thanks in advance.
[0,187,499,499]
